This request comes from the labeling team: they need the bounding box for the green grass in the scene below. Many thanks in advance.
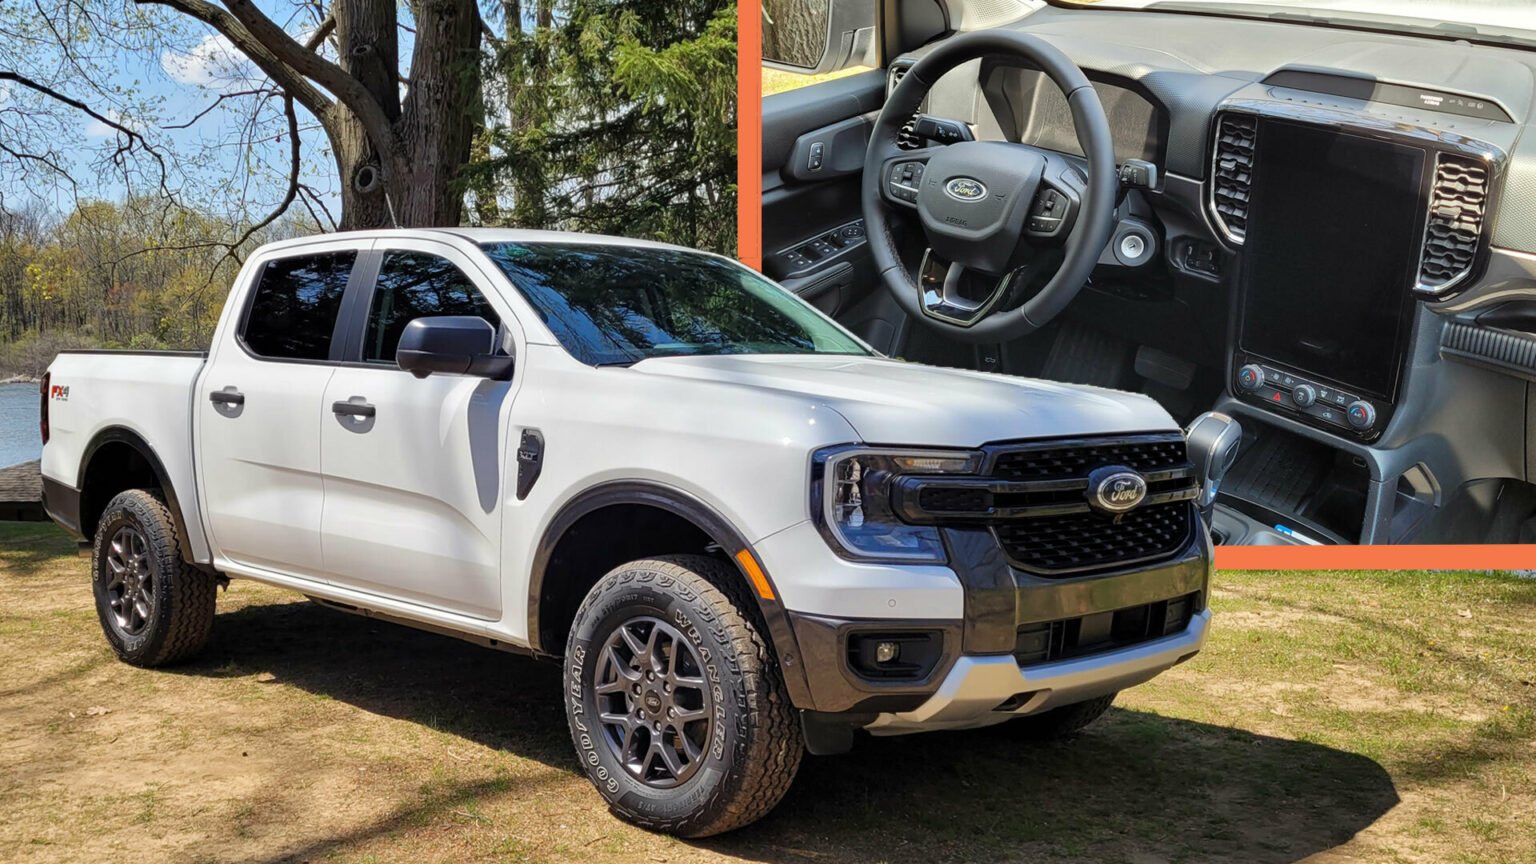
[2,520,1534,863]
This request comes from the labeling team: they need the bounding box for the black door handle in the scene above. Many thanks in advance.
[209,390,244,406]
[332,400,376,418]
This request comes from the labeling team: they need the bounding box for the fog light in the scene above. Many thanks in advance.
[874,641,900,664]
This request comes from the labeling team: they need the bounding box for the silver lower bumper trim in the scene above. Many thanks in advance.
[865,609,1211,734]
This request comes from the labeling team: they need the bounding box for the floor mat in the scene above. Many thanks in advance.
[1222,428,1334,516]
[1040,322,1134,389]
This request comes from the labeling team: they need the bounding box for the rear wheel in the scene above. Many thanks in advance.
[563,555,802,837]
[91,489,217,667]
[999,693,1117,740]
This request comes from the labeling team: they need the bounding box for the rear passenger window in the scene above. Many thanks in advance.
[362,251,502,363]
[242,252,356,361]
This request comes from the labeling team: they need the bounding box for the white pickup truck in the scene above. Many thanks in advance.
[39,228,1236,836]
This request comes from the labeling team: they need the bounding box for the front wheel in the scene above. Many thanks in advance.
[563,555,802,837]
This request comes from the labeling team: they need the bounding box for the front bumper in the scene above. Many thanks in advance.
[772,516,1213,720]
[865,608,1210,734]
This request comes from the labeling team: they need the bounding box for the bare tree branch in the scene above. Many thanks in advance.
[131,0,335,128]
[217,0,399,165]
[0,70,169,192]
[162,87,278,129]
[224,95,301,257]
[303,14,335,52]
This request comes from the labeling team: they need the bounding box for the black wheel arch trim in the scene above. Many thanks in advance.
[75,426,202,566]
[526,479,815,709]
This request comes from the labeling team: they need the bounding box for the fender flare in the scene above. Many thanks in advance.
[76,426,201,565]
[527,480,814,709]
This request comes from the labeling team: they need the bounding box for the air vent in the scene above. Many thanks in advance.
[1417,154,1490,296]
[1211,113,1257,242]
[888,63,922,151]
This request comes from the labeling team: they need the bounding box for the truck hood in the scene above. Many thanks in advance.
[629,354,1178,447]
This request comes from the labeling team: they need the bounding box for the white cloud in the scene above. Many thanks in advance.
[83,108,141,139]
[161,33,253,86]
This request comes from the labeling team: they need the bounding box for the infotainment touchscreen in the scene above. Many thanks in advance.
[1237,118,1426,399]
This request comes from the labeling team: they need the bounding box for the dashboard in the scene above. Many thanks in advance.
[894,3,1536,450]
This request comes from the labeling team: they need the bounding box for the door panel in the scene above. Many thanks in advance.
[319,245,518,620]
[198,249,357,577]
[319,367,511,619]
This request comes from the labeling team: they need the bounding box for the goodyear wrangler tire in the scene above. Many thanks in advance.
[563,555,802,837]
[91,489,217,667]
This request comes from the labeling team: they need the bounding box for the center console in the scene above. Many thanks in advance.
[1210,104,1497,443]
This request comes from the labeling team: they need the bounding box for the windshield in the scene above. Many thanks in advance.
[480,243,871,366]
[1047,0,1536,49]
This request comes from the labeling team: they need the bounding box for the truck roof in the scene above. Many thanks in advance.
[256,227,703,255]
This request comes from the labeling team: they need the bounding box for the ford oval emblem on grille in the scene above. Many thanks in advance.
[944,177,987,201]
[1087,466,1148,514]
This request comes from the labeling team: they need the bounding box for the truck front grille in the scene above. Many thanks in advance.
[994,501,1193,576]
[991,436,1189,482]
[894,433,1198,577]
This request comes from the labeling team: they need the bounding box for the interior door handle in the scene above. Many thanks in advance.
[209,389,244,406]
[332,400,376,418]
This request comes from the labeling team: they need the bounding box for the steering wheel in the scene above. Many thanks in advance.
[862,30,1118,344]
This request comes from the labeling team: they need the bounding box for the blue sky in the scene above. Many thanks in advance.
[1,0,368,225]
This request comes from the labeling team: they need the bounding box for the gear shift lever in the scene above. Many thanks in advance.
[1185,412,1242,528]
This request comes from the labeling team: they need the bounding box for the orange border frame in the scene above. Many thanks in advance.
[735,7,1531,569]
[737,4,762,271]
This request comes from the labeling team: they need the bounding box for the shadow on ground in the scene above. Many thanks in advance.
[185,598,1398,864]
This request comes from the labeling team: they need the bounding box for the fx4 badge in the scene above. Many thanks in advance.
[944,177,987,202]
[1086,465,1147,514]
[50,384,69,402]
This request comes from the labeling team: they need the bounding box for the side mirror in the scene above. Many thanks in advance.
[396,316,513,381]
[762,0,878,76]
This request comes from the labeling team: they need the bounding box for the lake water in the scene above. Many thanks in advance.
[1,382,40,468]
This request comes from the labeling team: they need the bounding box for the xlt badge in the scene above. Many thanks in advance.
[944,177,987,202]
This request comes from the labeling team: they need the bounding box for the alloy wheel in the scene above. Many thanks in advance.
[594,616,714,788]
[104,526,155,636]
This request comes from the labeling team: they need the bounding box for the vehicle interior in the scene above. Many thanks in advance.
[760,0,1536,545]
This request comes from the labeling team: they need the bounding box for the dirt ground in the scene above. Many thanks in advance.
[2,521,1534,864]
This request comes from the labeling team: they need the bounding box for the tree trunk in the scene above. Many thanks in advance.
[326,0,479,229]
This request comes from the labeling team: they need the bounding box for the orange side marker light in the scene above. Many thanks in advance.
[734,549,775,600]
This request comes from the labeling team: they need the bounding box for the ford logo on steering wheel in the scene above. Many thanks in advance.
[1086,465,1149,514]
[944,177,987,202]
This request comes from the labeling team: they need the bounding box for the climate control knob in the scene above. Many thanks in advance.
[1346,400,1376,430]
[1236,364,1264,392]
[1292,384,1317,407]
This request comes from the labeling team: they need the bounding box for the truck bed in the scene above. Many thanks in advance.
[42,349,210,558]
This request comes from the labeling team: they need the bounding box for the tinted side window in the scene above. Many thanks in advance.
[242,252,356,361]
[363,251,502,363]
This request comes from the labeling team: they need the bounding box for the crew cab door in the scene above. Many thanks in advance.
[317,241,519,620]
[196,244,361,577]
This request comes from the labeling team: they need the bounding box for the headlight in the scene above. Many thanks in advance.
[812,447,982,563]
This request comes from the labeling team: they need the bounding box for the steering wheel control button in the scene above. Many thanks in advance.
[1291,384,1317,407]
[888,163,924,203]
[1347,400,1377,430]
[1237,364,1264,392]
